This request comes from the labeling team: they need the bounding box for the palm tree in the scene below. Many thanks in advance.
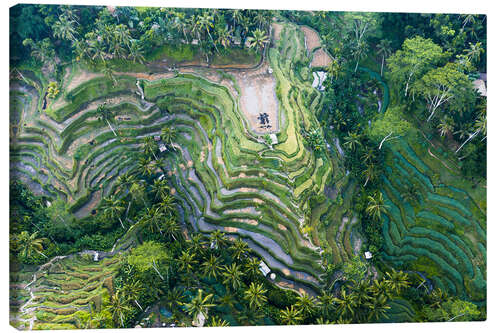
[464,42,483,65]
[295,293,316,317]
[244,282,267,309]
[109,35,126,59]
[376,39,392,76]
[343,131,362,152]
[316,292,335,318]
[229,238,249,260]
[114,24,132,48]
[231,9,243,30]
[279,305,303,325]
[333,289,358,319]
[326,58,341,81]
[202,254,223,279]
[164,287,187,312]
[216,26,233,50]
[158,194,176,216]
[121,280,145,311]
[209,230,228,250]
[188,233,206,255]
[349,279,373,306]
[438,116,455,137]
[97,103,117,136]
[365,191,388,220]
[455,112,486,154]
[401,182,421,204]
[196,11,219,53]
[102,195,125,229]
[184,289,215,323]
[222,263,244,290]
[152,178,170,201]
[244,257,261,278]
[370,279,392,298]
[362,163,379,187]
[15,231,48,260]
[53,15,77,41]
[383,269,410,295]
[143,136,159,161]
[161,126,178,147]
[367,294,390,322]
[206,316,229,327]
[177,250,198,274]
[247,29,269,50]
[107,290,132,327]
[130,181,148,207]
[160,216,180,241]
[128,39,145,64]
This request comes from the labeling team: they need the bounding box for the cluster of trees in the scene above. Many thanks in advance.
[12,5,273,69]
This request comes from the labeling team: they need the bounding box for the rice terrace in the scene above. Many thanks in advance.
[9,4,486,329]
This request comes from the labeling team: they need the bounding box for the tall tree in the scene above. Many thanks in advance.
[387,36,444,97]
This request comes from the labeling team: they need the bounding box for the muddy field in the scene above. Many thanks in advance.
[300,26,322,54]
[311,48,333,68]
[230,64,280,135]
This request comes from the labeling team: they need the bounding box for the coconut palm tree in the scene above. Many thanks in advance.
[206,316,229,327]
[209,230,228,250]
[114,24,132,48]
[295,293,316,318]
[161,126,178,147]
[202,254,223,279]
[107,290,132,327]
[53,14,77,41]
[464,42,483,65]
[158,194,176,216]
[177,250,198,274]
[383,269,410,296]
[349,279,373,306]
[97,103,117,136]
[160,216,180,241]
[367,294,390,321]
[121,280,145,311]
[244,282,267,309]
[152,178,170,201]
[196,11,219,53]
[376,39,392,76]
[215,26,233,49]
[130,181,148,207]
[229,238,249,261]
[279,305,303,325]
[143,136,159,161]
[333,289,358,319]
[362,163,379,187]
[343,131,362,152]
[15,231,48,260]
[188,233,207,255]
[244,257,261,278]
[316,291,335,318]
[438,116,455,137]
[222,262,244,290]
[365,191,388,220]
[128,39,145,64]
[184,289,215,323]
[247,29,269,50]
[102,195,126,229]
[231,9,244,30]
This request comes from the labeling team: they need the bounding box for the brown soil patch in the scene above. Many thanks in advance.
[199,150,206,163]
[311,48,333,68]
[272,23,284,42]
[281,268,290,275]
[230,64,280,134]
[224,227,239,233]
[300,26,321,53]
[278,224,287,231]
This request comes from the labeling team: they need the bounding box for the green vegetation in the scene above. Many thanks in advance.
[10,5,486,329]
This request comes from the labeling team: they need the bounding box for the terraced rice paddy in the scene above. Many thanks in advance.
[380,139,486,304]
[10,21,353,310]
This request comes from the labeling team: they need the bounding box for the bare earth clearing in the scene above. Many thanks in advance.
[300,26,322,54]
